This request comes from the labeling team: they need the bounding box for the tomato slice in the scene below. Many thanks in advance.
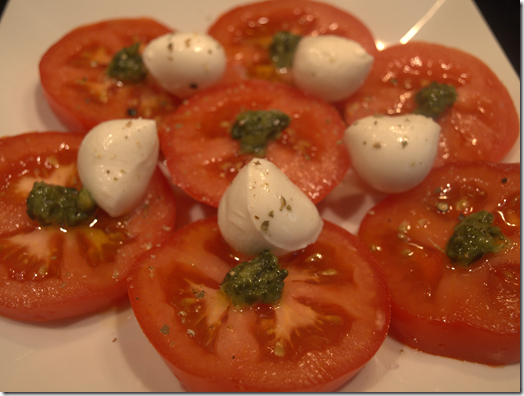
[158,79,350,208]
[342,42,519,167]
[127,216,390,392]
[358,161,520,365]
[39,18,182,133]
[0,131,177,321]
[207,0,378,85]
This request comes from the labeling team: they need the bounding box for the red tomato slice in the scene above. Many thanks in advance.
[0,131,177,321]
[358,161,520,365]
[207,0,378,84]
[39,18,182,133]
[159,79,350,208]
[342,42,519,168]
[127,216,390,392]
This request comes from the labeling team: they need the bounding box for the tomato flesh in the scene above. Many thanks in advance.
[358,161,520,365]
[342,42,519,167]
[0,132,177,321]
[39,18,182,133]
[208,0,378,85]
[158,79,350,207]
[127,217,390,392]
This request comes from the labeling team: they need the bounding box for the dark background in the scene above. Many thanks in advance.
[473,0,520,77]
[0,0,520,76]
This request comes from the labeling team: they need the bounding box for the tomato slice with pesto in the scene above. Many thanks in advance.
[207,0,378,84]
[358,161,520,365]
[0,131,177,321]
[158,79,350,208]
[127,216,390,392]
[39,18,182,133]
[342,42,519,167]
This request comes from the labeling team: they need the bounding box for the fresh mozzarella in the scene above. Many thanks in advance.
[292,35,373,102]
[77,118,159,217]
[218,158,323,257]
[143,32,226,98]
[344,114,441,193]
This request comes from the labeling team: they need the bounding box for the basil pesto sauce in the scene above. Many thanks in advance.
[413,81,457,119]
[106,42,147,83]
[269,31,302,70]
[445,210,508,266]
[230,109,291,156]
[26,181,97,227]
[220,249,288,307]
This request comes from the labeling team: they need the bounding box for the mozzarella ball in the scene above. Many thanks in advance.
[292,35,373,102]
[344,114,441,193]
[218,158,323,257]
[143,32,226,98]
[77,118,159,217]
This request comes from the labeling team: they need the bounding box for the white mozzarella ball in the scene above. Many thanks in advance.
[292,35,373,102]
[143,32,226,98]
[344,114,441,193]
[77,118,159,217]
[218,158,323,257]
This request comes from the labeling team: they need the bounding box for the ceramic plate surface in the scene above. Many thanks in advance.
[0,0,520,392]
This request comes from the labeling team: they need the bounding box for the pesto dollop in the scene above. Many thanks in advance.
[445,210,507,266]
[106,42,147,83]
[230,109,290,156]
[26,181,97,227]
[219,249,288,307]
[269,31,302,70]
[413,81,457,119]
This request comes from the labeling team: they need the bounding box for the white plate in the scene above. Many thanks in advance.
[0,0,520,392]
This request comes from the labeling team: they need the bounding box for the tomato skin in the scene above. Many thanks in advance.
[358,161,520,365]
[0,131,177,321]
[342,42,519,167]
[159,79,350,208]
[39,18,182,133]
[127,217,390,392]
[207,0,378,85]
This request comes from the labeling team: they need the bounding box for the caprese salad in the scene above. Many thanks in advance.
[0,0,520,392]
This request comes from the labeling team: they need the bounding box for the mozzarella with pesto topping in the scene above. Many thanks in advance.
[218,158,323,257]
[292,35,373,102]
[343,114,441,193]
[77,118,159,217]
[143,32,226,98]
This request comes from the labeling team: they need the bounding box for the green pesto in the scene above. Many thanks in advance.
[269,31,302,70]
[230,110,290,156]
[445,210,507,266]
[220,250,288,307]
[26,181,97,227]
[106,42,147,83]
[413,81,457,119]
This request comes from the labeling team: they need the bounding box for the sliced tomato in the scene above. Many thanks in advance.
[158,79,350,208]
[342,42,519,167]
[207,0,377,85]
[0,131,177,321]
[127,216,390,392]
[358,161,520,365]
[39,18,182,133]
